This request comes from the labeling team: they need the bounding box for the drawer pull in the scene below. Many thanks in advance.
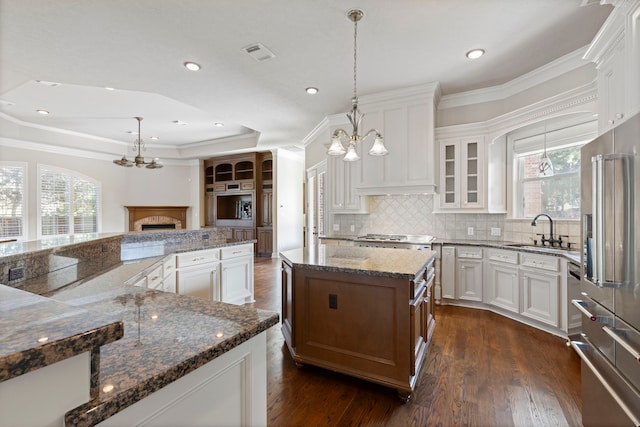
[571,300,597,321]
[192,257,205,262]
[602,326,640,363]
[232,250,242,254]
[150,276,159,281]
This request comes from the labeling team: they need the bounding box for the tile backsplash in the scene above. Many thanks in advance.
[331,194,581,247]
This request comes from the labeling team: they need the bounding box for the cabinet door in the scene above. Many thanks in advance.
[327,154,368,213]
[598,37,626,132]
[176,264,218,301]
[281,261,294,347]
[460,137,484,209]
[439,140,459,208]
[146,265,164,291]
[257,228,273,257]
[220,256,254,304]
[261,191,273,226]
[485,262,519,313]
[163,256,176,293]
[441,246,456,299]
[520,269,559,327]
[457,258,483,302]
[205,193,215,226]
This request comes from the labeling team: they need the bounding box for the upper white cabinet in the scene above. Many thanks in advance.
[327,151,369,214]
[436,136,485,211]
[355,91,438,195]
[585,0,640,134]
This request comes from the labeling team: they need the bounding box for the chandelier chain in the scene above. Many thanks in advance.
[353,16,358,102]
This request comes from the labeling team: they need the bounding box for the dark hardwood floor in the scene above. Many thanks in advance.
[249,257,582,426]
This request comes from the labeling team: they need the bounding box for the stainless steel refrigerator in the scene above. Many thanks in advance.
[572,112,640,426]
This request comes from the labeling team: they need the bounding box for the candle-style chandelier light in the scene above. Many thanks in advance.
[113,117,163,169]
[327,9,388,162]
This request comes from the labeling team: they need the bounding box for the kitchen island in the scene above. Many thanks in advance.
[279,245,436,401]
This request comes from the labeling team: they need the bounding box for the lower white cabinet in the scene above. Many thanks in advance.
[520,268,559,327]
[439,245,569,336]
[484,249,519,313]
[175,249,220,301]
[162,255,176,293]
[96,333,268,426]
[176,263,219,301]
[220,243,255,305]
[457,247,483,302]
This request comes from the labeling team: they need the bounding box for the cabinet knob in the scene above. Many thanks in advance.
[615,113,624,120]
[608,119,615,125]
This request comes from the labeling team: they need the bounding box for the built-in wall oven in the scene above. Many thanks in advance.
[571,113,640,427]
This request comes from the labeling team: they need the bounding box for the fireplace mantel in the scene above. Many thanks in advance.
[125,206,189,231]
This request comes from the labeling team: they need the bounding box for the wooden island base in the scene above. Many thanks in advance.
[280,246,436,400]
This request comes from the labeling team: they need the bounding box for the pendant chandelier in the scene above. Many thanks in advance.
[538,121,553,177]
[113,117,163,169]
[327,9,388,162]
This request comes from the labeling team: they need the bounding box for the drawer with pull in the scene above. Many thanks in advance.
[520,252,559,272]
[146,265,164,290]
[221,243,254,259]
[456,247,483,259]
[176,249,220,268]
[487,248,518,264]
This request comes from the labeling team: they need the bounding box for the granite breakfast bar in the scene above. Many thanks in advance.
[0,231,279,427]
[280,245,436,401]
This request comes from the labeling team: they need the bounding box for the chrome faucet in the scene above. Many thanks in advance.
[531,213,559,247]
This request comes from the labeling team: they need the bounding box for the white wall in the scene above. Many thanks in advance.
[274,148,304,253]
[0,141,199,240]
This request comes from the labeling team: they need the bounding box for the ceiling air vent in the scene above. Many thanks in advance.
[243,43,276,62]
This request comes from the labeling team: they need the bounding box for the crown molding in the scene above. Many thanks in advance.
[435,80,598,140]
[0,136,192,166]
[438,47,590,110]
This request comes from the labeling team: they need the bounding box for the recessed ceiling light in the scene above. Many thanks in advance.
[150,136,159,140]
[173,120,188,126]
[306,87,319,95]
[466,49,485,59]
[183,61,201,71]
[105,87,115,91]
[36,109,50,115]
[214,122,224,127]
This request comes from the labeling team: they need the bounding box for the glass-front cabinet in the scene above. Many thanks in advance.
[437,136,485,211]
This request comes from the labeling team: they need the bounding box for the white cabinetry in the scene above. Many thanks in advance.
[519,252,560,327]
[484,249,519,313]
[175,249,220,301]
[456,247,483,302]
[440,246,456,299]
[355,90,438,195]
[437,136,485,210]
[220,243,255,305]
[96,334,268,427]
[327,154,368,213]
[146,265,164,291]
[585,0,640,134]
[162,255,176,293]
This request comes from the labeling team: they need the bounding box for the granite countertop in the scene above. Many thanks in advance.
[0,285,123,383]
[318,235,581,265]
[0,233,122,262]
[280,245,436,279]
[50,269,278,427]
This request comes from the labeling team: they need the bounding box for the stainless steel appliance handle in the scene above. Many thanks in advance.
[602,326,640,363]
[571,300,597,321]
[571,341,640,427]
[592,154,604,286]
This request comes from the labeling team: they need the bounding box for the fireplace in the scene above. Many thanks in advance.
[141,224,177,231]
[125,206,189,232]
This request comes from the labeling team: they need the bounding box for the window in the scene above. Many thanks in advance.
[516,144,582,219]
[510,118,596,220]
[0,162,26,240]
[39,166,101,237]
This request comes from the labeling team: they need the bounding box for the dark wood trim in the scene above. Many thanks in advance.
[124,206,189,231]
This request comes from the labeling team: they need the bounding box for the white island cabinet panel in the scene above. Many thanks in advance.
[0,352,90,427]
[96,333,267,427]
